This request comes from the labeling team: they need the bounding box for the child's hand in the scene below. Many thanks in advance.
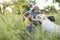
[37,18,40,21]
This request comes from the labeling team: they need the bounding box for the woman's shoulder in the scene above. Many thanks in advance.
[29,9,34,15]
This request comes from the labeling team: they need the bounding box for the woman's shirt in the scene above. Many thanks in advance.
[29,9,38,19]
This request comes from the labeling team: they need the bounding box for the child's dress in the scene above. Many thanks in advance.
[24,18,30,28]
[24,18,33,32]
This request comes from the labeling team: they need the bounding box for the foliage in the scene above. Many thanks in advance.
[11,0,32,15]
[3,0,32,14]
[1,0,60,40]
[43,6,57,14]
[56,0,60,3]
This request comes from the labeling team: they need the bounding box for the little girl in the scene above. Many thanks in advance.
[24,12,33,34]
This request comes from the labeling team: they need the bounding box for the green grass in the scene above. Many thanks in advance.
[0,13,60,40]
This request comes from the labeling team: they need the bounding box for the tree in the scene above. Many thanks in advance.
[55,0,60,3]
[3,0,32,14]
[13,0,32,15]
[44,6,57,14]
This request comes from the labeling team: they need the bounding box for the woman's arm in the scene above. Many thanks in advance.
[31,17,40,22]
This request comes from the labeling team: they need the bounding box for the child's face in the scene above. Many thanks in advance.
[28,15,32,19]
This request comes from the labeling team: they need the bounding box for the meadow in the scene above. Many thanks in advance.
[0,12,60,40]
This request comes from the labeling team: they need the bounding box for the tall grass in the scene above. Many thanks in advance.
[0,13,60,40]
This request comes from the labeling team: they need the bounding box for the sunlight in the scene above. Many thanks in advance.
[36,0,53,9]
[35,0,60,10]
[0,0,3,4]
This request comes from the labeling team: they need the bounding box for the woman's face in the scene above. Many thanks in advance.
[34,9,39,13]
